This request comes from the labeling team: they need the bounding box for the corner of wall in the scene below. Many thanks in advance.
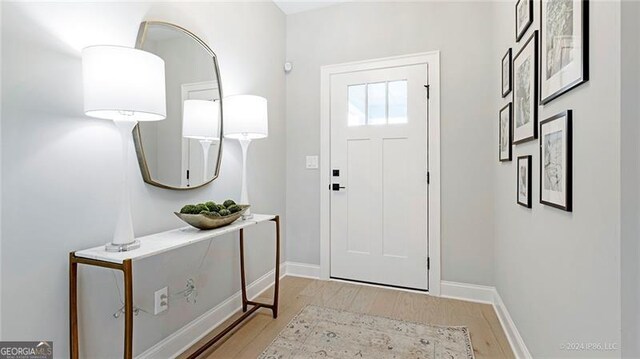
[620,0,640,356]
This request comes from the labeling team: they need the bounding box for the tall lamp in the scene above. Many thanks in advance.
[223,95,268,219]
[182,99,220,183]
[82,45,166,252]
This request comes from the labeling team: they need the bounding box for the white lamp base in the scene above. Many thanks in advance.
[106,118,139,252]
[239,138,253,220]
[106,240,141,252]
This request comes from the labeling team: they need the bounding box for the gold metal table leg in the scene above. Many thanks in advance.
[69,254,133,359]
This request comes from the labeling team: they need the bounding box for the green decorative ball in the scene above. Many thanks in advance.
[227,205,241,214]
[223,199,236,208]
[195,204,209,213]
[219,209,231,216]
[205,201,217,211]
[180,204,198,214]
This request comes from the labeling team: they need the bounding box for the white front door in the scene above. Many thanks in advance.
[330,63,429,290]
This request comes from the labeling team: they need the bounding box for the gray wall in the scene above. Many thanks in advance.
[492,1,622,357]
[621,0,640,356]
[1,2,285,357]
[285,1,496,286]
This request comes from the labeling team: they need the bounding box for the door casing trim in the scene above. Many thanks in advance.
[319,51,441,296]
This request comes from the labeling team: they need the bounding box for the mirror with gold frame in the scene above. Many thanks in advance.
[134,21,223,190]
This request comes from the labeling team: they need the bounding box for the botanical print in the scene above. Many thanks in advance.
[500,110,509,153]
[544,130,563,192]
[515,57,531,128]
[517,0,529,31]
[519,162,528,198]
[545,0,574,80]
[502,58,510,93]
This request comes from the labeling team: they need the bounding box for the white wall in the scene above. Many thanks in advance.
[0,0,3,340]
[620,0,640,356]
[1,2,285,357]
[285,1,496,286]
[492,1,622,357]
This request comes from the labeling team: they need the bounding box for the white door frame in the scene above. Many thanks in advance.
[319,51,442,296]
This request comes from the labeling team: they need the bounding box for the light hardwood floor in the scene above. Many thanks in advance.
[180,277,514,359]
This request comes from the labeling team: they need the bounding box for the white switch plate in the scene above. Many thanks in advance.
[306,155,319,169]
[154,287,168,315]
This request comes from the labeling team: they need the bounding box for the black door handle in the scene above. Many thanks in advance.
[331,183,346,191]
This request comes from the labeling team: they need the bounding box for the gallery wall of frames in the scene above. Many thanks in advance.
[500,0,587,212]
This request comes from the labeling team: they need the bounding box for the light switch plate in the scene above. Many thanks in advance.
[306,155,319,169]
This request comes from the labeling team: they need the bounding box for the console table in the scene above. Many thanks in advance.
[69,214,280,359]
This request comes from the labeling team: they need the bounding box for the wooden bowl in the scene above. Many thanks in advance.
[174,205,250,230]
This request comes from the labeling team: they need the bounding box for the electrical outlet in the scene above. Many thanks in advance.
[306,155,319,169]
[154,287,168,315]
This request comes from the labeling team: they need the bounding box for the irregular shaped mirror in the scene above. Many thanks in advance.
[134,21,223,189]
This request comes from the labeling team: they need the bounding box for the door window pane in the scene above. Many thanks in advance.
[348,84,366,127]
[388,80,408,124]
[367,82,387,125]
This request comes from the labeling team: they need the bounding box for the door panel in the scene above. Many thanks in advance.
[330,64,429,290]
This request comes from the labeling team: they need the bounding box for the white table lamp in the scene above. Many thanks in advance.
[223,95,268,218]
[182,99,220,183]
[82,45,166,252]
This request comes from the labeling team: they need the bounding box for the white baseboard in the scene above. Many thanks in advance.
[441,280,495,304]
[492,289,532,359]
[283,261,321,279]
[136,266,285,359]
[138,264,530,359]
[441,281,531,359]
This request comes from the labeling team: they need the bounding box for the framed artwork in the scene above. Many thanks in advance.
[502,48,512,97]
[513,31,538,144]
[499,103,513,162]
[516,0,533,42]
[540,0,589,104]
[540,110,572,211]
[517,155,532,208]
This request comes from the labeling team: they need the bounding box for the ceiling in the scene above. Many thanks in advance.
[273,1,343,15]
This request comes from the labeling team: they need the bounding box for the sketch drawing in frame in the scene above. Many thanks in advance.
[499,103,513,162]
[540,110,572,211]
[516,0,534,42]
[540,0,589,104]
[517,155,532,208]
[513,31,538,144]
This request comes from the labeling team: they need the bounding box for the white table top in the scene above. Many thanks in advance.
[75,214,277,264]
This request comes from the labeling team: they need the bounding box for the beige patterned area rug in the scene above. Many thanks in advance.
[259,305,474,359]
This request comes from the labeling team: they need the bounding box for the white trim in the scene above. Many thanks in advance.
[136,265,285,359]
[441,281,532,359]
[319,51,442,295]
[284,261,321,279]
[441,281,495,304]
[493,289,532,359]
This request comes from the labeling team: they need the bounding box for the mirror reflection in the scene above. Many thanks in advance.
[134,22,223,189]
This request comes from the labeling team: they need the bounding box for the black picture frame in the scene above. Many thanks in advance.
[539,110,572,212]
[502,48,512,97]
[517,155,532,208]
[499,103,513,162]
[539,0,589,105]
[513,31,538,145]
[515,0,533,42]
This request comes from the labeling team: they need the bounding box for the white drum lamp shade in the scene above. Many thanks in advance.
[223,95,268,139]
[183,99,220,140]
[82,45,166,121]
[81,45,166,252]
